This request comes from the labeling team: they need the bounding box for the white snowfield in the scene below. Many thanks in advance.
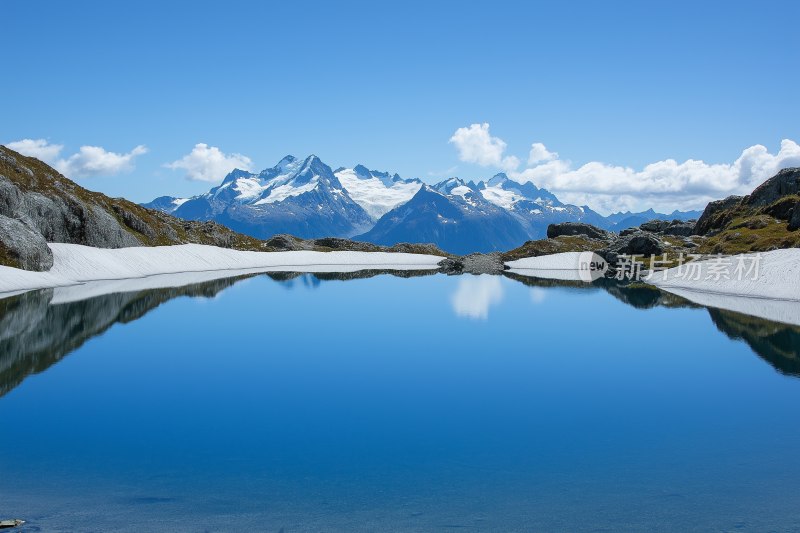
[648,249,800,325]
[649,249,800,301]
[0,243,444,298]
[506,252,587,271]
[335,168,422,220]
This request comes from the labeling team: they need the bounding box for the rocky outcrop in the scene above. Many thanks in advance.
[599,231,665,266]
[662,220,696,236]
[438,252,506,275]
[694,195,744,235]
[688,167,800,253]
[547,222,612,240]
[640,219,695,236]
[745,167,800,207]
[790,206,800,231]
[628,219,696,237]
[0,215,53,270]
[638,219,670,233]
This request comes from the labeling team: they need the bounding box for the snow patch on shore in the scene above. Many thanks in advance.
[0,243,444,297]
[650,249,800,301]
[648,249,800,326]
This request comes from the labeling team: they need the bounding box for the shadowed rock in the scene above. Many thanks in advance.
[547,222,611,240]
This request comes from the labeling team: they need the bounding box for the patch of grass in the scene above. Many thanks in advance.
[698,217,800,255]
[502,235,606,261]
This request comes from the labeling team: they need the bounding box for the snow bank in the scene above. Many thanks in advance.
[505,252,589,281]
[647,249,800,325]
[0,243,443,297]
[649,249,800,301]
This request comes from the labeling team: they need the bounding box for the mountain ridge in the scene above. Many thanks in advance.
[144,155,701,253]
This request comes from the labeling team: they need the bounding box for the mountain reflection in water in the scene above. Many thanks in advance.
[1,270,798,399]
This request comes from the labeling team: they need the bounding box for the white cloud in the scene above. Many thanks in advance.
[450,123,800,214]
[5,138,64,162]
[451,275,504,320]
[166,143,253,182]
[515,139,800,214]
[55,145,148,178]
[528,142,558,165]
[449,123,520,172]
[5,138,148,178]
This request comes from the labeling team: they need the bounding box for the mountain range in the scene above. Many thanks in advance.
[144,154,701,254]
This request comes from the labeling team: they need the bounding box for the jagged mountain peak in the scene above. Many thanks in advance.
[353,164,372,178]
[433,177,473,195]
[487,173,509,187]
[221,168,256,184]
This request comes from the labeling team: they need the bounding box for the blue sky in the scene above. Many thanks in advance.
[2,0,799,213]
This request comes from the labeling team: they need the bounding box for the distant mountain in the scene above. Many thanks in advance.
[476,173,607,238]
[605,208,702,231]
[357,180,530,254]
[144,154,706,254]
[140,195,190,214]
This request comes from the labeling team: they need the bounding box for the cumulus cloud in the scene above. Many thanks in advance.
[5,138,148,178]
[166,143,253,182]
[5,138,64,162]
[517,139,800,214]
[528,142,558,165]
[451,275,504,320]
[56,145,148,178]
[450,123,800,214]
[449,123,520,172]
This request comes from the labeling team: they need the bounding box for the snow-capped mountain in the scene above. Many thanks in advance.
[140,195,190,214]
[334,164,422,220]
[144,154,703,253]
[153,155,374,239]
[475,173,606,238]
[357,179,531,254]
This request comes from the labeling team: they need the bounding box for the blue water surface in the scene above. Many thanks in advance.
[1,273,799,532]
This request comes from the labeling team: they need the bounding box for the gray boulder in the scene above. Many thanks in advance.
[662,220,696,237]
[0,215,53,271]
[639,219,670,233]
[790,207,800,231]
[547,222,611,240]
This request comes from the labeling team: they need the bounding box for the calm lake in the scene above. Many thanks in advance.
[1,272,800,532]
